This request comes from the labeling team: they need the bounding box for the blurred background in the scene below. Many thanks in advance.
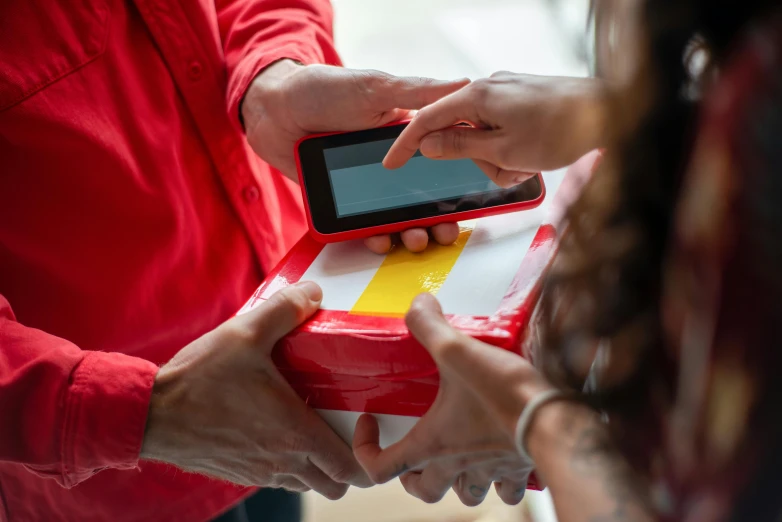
[302,1,591,520]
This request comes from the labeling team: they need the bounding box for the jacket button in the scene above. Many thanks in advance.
[187,61,203,81]
[243,186,260,203]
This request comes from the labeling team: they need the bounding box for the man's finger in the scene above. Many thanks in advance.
[276,157,299,184]
[490,70,516,79]
[297,462,351,500]
[245,282,323,342]
[364,235,393,254]
[352,414,428,484]
[376,108,415,128]
[305,412,374,489]
[431,223,460,246]
[274,476,312,493]
[383,88,479,169]
[400,228,429,253]
[383,76,470,112]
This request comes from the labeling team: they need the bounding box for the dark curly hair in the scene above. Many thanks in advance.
[540,0,782,516]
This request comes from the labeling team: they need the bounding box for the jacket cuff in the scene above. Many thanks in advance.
[60,351,158,487]
[227,43,329,131]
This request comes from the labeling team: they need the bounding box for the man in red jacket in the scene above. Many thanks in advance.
[0,1,466,521]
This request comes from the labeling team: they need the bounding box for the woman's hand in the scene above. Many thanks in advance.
[383,73,607,187]
[352,293,554,506]
[353,294,656,522]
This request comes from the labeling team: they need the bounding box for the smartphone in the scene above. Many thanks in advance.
[295,121,546,243]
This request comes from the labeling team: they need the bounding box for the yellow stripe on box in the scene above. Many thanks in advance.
[350,227,474,317]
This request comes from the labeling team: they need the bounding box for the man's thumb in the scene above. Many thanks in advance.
[245,282,323,342]
[419,127,497,162]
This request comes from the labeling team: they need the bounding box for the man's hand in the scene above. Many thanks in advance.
[353,293,553,506]
[141,282,371,500]
[241,60,470,254]
[383,73,607,187]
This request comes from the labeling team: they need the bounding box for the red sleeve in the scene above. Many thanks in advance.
[215,0,342,127]
[0,295,159,488]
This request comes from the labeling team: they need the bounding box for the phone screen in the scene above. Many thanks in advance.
[297,123,544,237]
[324,139,500,218]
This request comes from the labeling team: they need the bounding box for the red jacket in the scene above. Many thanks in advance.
[0,0,339,520]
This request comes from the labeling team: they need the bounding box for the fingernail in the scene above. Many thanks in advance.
[420,134,442,157]
[294,281,323,303]
[469,485,488,498]
[410,292,440,312]
[411,293,430,307]
[451,77,471,85]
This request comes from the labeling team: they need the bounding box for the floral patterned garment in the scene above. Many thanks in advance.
[660,14,782,522]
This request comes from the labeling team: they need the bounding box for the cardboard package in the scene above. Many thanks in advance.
[238,153,598,489]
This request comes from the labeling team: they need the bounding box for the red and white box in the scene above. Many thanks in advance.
[239,153,597,489]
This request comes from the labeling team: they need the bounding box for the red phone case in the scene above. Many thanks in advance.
[294,122,546,243]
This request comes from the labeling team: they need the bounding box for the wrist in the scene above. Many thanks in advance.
[140,367,186,463]
[574,78,610,152]
[259,58,303,79]
[525,399,600,465]
[240,59,302,131]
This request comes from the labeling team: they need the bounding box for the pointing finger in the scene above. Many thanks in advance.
[473,159,536,188]
[419,127,500,163]
[383,88,480,169]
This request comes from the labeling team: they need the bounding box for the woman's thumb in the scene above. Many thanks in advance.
[419,127,497,162]
[405,293,484,375]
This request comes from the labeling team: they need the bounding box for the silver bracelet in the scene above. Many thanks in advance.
[514,389,569,463]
